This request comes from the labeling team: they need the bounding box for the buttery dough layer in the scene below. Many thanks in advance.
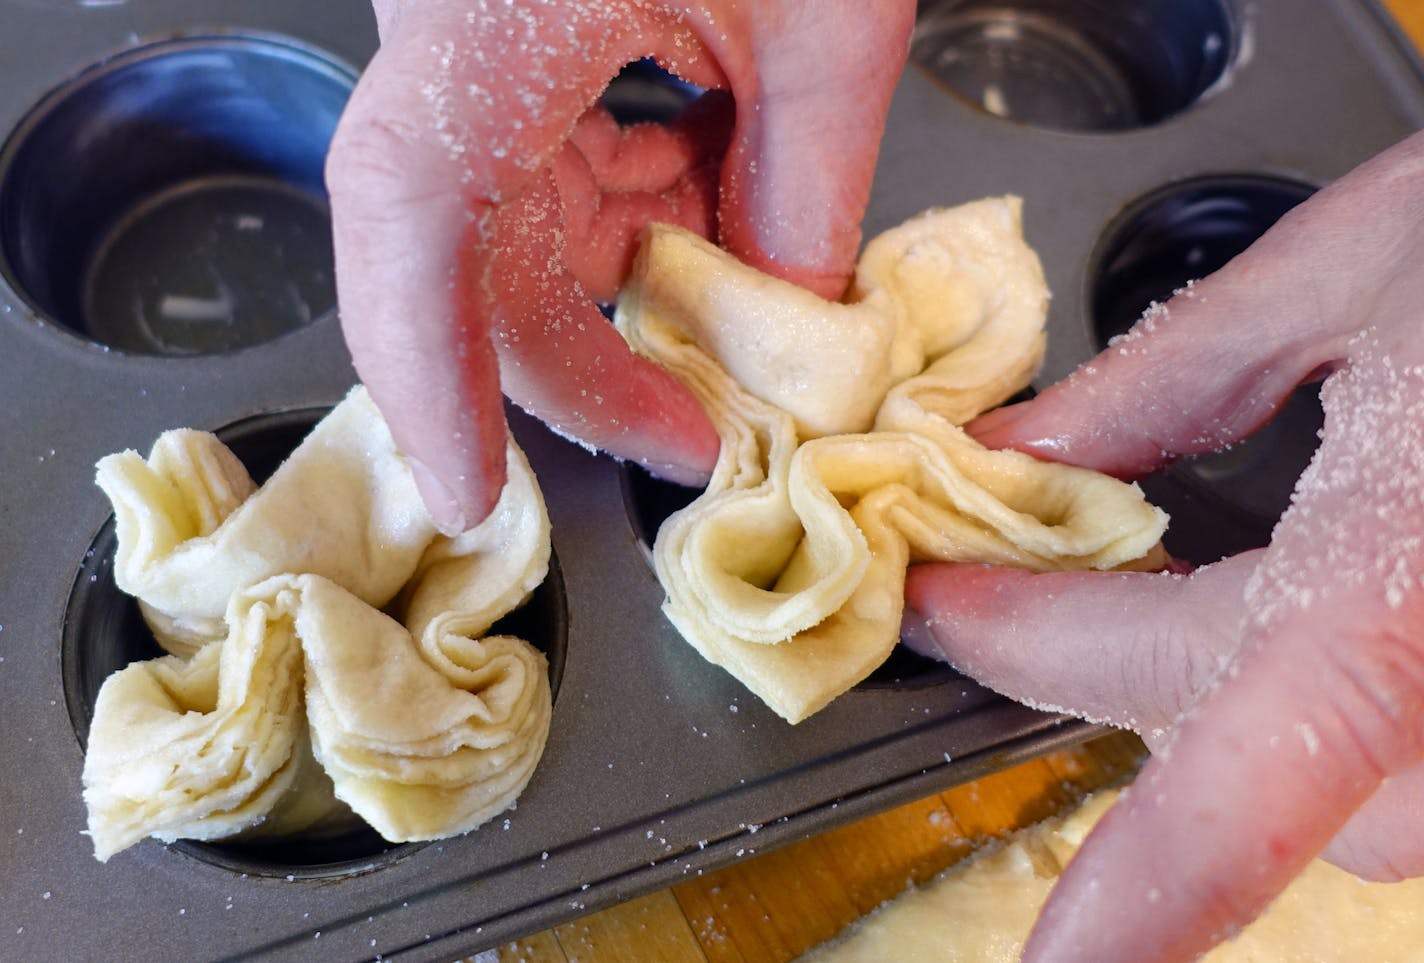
[803,789,1424,962]
[617,200,1168,723]
[96,389,441,657]
[82,388,552,859]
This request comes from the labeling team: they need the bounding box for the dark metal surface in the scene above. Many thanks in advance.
[1,1,1421,959]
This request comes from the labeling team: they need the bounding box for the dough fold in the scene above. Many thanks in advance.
[617,199,1168,723]
[96,389,439,656]
[82,387,553,860]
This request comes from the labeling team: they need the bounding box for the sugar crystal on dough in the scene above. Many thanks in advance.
[615,200,1168,723]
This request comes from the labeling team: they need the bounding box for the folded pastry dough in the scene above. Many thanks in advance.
[82,388,553,860]
[616,199,1168,723]
[97,390,444,657]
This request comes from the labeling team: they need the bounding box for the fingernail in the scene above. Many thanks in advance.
[638,456,713,491]
[966,402,1027,445]
[1163,555,1196,576]
[898,607,945,660]
[408,457,468,537]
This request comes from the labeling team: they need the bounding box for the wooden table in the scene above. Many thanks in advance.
[476,5,1424,959]
[478,731,1146,963]
[1392,0,1424,48]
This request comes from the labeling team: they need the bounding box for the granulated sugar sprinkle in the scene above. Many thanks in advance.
[1245,327,1424,630]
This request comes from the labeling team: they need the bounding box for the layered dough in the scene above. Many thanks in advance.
[803,789,1424,962]
[617,199,1168,723]
[83,387,553,860]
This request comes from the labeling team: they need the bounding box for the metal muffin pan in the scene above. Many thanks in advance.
[1,0,1421,959]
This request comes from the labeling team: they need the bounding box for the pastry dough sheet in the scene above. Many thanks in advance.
[616,199,1168,723]
[803,789,1424,962]
[82,387,554,860]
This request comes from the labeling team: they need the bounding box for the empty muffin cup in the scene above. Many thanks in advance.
[0,35,353,354]
[1090,174,1321,562]
[911,0,1238,131]
[63,408,570,878]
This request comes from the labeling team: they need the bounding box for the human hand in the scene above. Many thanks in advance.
[325,0,915,532]
[903,129,1424,961]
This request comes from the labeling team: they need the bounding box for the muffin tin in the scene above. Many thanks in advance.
[2,1,1422,959]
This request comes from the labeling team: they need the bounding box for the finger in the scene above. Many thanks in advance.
[485,92,728,475]
[326,1,717,528]
[970,130,1424,477]
[903,553,1257,743]
[907,555,1424,887]
[1025,345,1424,961]
[1289,333,1424,887]
[482,169,719,485]
[967,258,1338,479]
[1322,762,1424,882]
[689,2,916,298]
[341,2,716,210]
[556,93,734,302]
[1024,584,1424,962]
[565,91,734,196]
[326,83,508,532]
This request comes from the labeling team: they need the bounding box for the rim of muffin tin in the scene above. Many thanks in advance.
[0,30,357,357]
[61,406,571,879]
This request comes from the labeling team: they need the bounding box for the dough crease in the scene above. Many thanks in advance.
[83,388,553,860]
[617,199,1168,723]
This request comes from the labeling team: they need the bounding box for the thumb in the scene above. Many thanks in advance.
[968,245,1339,478]
[904,553,1256,742]
[705,2,915,299]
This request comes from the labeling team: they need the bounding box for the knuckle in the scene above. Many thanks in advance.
[325,112,434,205]
[1131,624,1196,724]
[1327,831,1421,883]
[1126,576,1239,729]
[1317,623,1424,777]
